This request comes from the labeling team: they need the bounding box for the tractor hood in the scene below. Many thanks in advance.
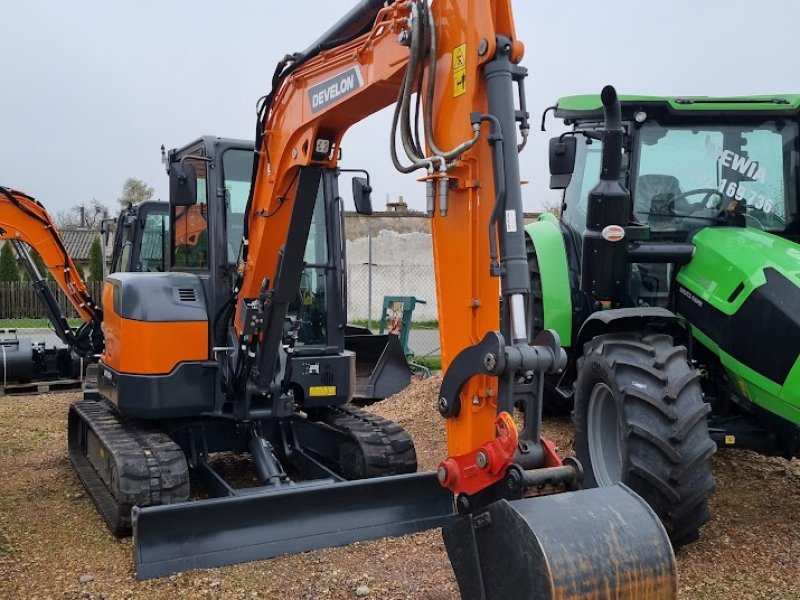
[679,227,800,310]
[676,226,800,413]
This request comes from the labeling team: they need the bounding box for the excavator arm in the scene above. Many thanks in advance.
[230,0,415,412]
[0,186,102,356]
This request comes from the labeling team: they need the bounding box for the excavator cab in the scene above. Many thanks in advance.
[109,201,170,274]
[163,139,411,403]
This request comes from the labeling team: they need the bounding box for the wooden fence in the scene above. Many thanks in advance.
[0,281,104,319]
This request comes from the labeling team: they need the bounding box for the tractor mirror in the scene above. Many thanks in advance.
[352,177,373,215]
[170,161,198,207]
[549,136,577,190]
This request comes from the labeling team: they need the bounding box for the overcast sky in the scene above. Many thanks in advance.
[2,0,797,216]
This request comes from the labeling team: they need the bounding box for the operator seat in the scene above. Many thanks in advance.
[635,174,684,228]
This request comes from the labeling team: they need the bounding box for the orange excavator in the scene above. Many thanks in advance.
[67,1,677,597]
[0,186,104,383]
[0,187,172,385]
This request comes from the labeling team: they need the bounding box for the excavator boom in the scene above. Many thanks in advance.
[0,186,102,357]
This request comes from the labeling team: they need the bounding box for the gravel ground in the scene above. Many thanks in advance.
[1,378,800,599]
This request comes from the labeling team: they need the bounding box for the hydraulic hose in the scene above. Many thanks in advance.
[422,1,480,161]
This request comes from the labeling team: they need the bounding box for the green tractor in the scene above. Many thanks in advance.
[527,85,800,546]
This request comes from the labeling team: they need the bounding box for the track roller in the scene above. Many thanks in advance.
[310,404,418,478]
[67,399,189,535]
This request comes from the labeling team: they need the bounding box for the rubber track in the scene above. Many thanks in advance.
[68,400,189,536]
[314,404,417,479]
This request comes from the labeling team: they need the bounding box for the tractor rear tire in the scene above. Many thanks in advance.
[573,332,716,547]
[526,236,572,416]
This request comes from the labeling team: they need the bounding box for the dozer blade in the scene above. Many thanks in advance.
[345,332,411,401]
[133,472,454,580]
[444,484,676,600]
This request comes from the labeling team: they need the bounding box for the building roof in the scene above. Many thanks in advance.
[58,229,101,261]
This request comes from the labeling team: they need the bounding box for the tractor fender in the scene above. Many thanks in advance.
[558,307,687,393]
[524,217,572,346]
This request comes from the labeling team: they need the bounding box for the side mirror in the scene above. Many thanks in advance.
[549,136,577,190]
[352,176,373,215]
[169,161,198,207]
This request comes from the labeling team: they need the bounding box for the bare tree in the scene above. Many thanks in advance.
[55,198,110,229]
[540,196,563,218]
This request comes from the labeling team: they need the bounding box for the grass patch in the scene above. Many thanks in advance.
[349,319,439,330]
[0,318,82,329]
[409,355,442,371]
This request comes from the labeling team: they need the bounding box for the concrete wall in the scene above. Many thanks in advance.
[343,210,541,240]
[346,230,437,322]
[345,211,430,240]
[343,211,541,322]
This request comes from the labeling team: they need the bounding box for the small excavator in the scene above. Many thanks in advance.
[64,1,677,597]
[0,186,173,386]
[0,186,105,384]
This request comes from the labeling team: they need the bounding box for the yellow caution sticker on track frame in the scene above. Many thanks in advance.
[452,43,467,97]
[309,385,337,397]
[725,435,736,445]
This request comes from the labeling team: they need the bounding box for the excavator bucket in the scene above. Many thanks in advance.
[345,327,411,401]
[444,484,677,600]
[133,472,455,580]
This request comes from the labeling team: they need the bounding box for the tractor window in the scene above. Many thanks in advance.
[172,155,209,269]
[221,149,252,265]
[634,121,799,234]
[563,136,603,234]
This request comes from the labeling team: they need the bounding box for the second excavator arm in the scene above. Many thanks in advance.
[0,186,103,357]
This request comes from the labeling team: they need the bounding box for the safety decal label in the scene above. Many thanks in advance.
[452,44,467,97]
[505,209,517,233]
[308,67,364,114]
[309,385,337,397]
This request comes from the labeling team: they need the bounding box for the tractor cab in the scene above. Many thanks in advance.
[550,95,800,309]
[555,95,800,239]
[525,89,800,549]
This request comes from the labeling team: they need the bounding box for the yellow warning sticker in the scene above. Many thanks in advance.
[725,435,736,445]
[452,43,467,97]
[453,44,467,70]
[309,385,336,397]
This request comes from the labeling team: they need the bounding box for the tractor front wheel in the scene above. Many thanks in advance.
[573,332,716,547]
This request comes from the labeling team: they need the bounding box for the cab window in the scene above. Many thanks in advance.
[172,155,209,269]
[138,210,169,272]
[221,149,251,265]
